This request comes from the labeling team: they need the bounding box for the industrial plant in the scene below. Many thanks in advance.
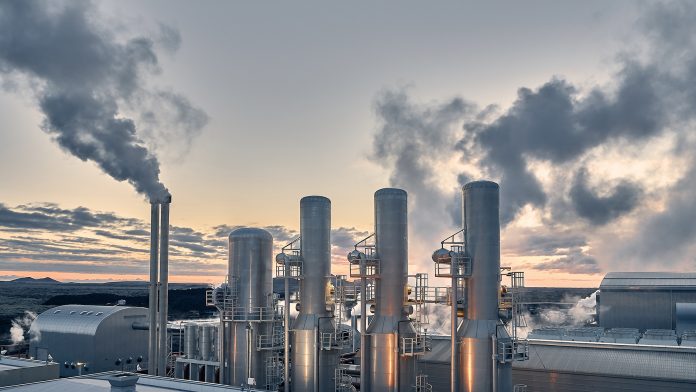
[2,181,696,392]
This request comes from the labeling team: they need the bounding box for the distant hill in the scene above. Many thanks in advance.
[10,277,60,284]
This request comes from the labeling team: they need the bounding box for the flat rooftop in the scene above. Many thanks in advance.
[0,357,54,371]
[0,371,259,391]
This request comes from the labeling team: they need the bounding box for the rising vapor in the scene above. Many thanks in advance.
[0,0,208,201]
[371,1,696,274]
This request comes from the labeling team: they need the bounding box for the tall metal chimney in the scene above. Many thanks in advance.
[291,196,339,391]
[366,188,416,391]
[158,196,171,377]
[457,181,512,391]
[148,202,159,375]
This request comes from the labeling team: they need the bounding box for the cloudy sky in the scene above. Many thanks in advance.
[1,0,695,286]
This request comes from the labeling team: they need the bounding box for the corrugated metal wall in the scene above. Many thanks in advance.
[512,369,696,392]
[600,290,696,330]
[418,362,696,392]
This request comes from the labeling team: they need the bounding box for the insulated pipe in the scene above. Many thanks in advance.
[158,199,170,376]
[148,202,159,375]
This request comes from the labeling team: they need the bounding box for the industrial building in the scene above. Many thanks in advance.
[599,272,696,331]
[15,180,695,392]
[0,356,59,387]
[420,336,696,392]
[29,305,149,377]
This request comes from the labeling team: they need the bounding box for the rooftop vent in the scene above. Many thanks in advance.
[107,373,139,392]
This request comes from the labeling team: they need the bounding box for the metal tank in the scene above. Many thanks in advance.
[366,188,416,392]
[457,181,512,392]
[199,324,215,361]
[291,196,339,392]
[184,324,199,360]
[221,228,274,388]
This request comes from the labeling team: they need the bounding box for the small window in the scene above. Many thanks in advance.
[86,311,93,315]
[80,311,88,315]
[70,311,76,315]
[95,312,103,316]
[54,310,61,314]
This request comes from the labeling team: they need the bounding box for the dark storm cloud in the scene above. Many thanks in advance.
[569,169,642,225]
[0,0,207,201]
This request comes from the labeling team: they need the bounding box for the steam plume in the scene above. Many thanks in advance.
[0,0,208,201]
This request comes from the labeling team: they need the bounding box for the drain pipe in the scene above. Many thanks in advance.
[451,267,458,392]
[318,316,333,392]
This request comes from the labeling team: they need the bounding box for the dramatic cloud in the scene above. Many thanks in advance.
[0,0,208,201]
[0,203,367,280]
[371,89,475,271]
[370,1,696,275]
[569,169,642,225]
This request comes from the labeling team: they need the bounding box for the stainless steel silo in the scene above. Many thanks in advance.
[221,228,274,388]
[291,196,339,392]
[366,188,416,392]
[199,324,214,361]
[457,181,512,392]
[184,323,199,359]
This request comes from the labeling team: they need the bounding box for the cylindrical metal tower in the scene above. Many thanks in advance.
[199,324,214,361]
[184,323,199,360]
[366,188,416,392]
[148,202,159,375]
[291,196,339,392]
[222,228,274,388]
[457,181,512,392]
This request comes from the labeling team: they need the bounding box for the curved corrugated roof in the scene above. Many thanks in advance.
[32,305,140,336]
[600,272,696,290]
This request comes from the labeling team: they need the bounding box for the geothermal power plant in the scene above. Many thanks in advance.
[3,181,696,392]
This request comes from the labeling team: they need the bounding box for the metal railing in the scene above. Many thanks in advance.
[276,237,303,278]
[257,326,284,350]
[335,367,358,392]
[514,384,528,392]
[221,306,278,322]
[265,354,284,391]
[401,334,431,356]
[348,233,380,278]
[414,374,433,392]
[320,329,353,351]
[497,338,529,363]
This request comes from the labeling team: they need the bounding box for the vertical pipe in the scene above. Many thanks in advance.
[360,261,367,392]
[491,334,497,392]
[148,202,159,375]
[451,273,458,392]
[284,269,290,392]
[158,200,170,376]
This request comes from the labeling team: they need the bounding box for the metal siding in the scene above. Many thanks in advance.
[512,369,696,392]
[599,291,673,330]
[29,306,148,377]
